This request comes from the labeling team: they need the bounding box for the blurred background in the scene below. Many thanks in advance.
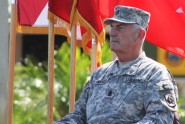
[1,0,185,123]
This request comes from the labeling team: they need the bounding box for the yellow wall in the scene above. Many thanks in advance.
[157,48,185,76]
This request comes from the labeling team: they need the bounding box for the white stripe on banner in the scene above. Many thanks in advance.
[176,7,184,14]
[34,3,49,26]
[11,0,16,4]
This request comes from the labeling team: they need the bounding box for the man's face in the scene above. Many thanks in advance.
[109,22,140,55]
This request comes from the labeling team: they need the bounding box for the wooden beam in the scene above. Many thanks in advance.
[47,20,55,124]
[7,3,17,124]
[91,38,97,74]
[69,25,76,112]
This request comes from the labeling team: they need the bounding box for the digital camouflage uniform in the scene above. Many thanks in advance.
[55,52,178,124]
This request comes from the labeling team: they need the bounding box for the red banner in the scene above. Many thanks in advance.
[48,0,75,24]
[98,0,185,58]
[75,0,105,65]
[18,0,47,25]
[76,0,104,41]
[48,0,105,65]
[17,0,63,34]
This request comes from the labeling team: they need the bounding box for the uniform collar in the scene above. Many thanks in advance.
[109,52,146,76]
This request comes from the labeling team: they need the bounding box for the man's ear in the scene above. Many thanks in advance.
[138,29,146,40]
[134,28,146,46]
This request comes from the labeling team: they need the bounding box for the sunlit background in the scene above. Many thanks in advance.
[0,0,185,123]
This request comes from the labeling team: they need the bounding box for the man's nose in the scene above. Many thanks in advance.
[109,29,117,37]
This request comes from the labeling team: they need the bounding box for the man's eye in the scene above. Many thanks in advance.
[118,25,124,28]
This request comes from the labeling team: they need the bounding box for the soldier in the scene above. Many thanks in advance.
[55,5,179,124]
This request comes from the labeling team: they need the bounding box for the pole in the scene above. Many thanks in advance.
[47,20,55,124]
[91,38,97,74]
[7,2,17,124]
[69,24,76,112]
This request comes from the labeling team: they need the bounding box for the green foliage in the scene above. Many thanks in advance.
[178,97,185,123]
[14,61,47,123]
[14,41,112,123]
[101,39,112,64]
[14,56,48,124]
[15,40,185,123]
[53,42,91,119]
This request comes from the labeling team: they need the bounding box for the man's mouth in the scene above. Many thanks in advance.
[111,40,118,43]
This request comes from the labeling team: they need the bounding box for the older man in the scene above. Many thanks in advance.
[55,5,178,124]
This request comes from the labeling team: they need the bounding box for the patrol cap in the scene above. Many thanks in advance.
[104,5,151,30]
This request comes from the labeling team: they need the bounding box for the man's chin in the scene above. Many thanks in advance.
[110,47,117,52]
[110,44,118,49]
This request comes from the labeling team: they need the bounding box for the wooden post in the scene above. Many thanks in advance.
[7,2,17,124]
[47,20,55,124]
[91,38,97,74]
[69,24,77,112]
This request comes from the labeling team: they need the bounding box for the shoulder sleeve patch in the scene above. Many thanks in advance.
[164,94,176,108]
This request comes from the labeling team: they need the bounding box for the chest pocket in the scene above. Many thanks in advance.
[113,76,146,110]
[113,76,147,119]
[87,75,146,117]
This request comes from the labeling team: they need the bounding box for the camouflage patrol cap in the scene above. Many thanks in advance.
[104,5,151,30]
